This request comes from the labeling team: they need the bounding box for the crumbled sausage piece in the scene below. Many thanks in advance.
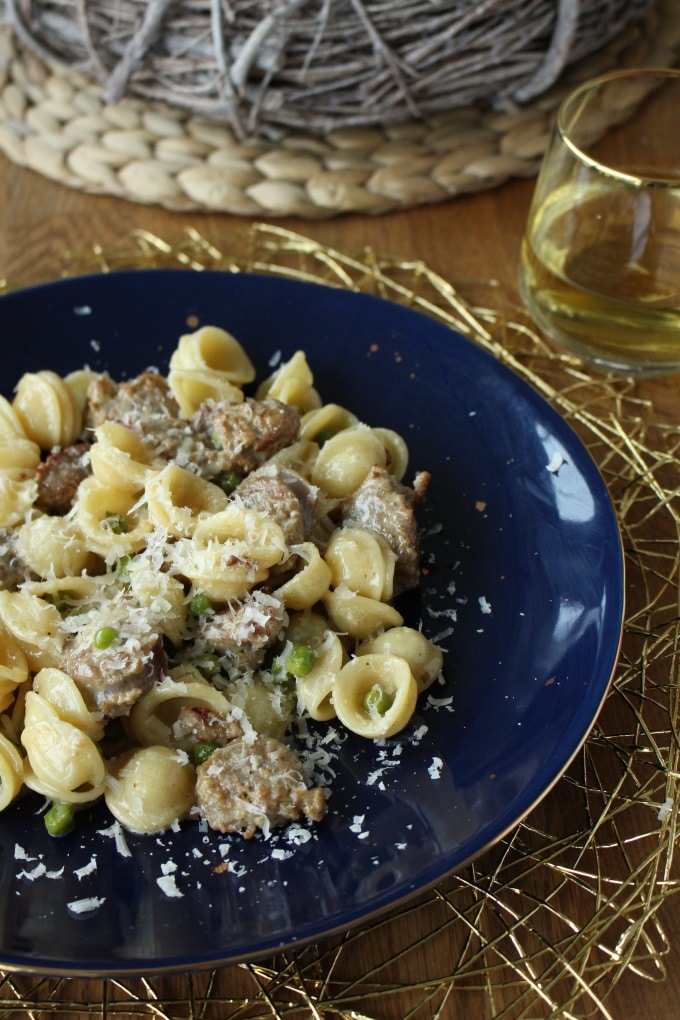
[35,443,92,515]
[108,398,301,485]
[83,374,117,429]
[85,383,300,486]
[173,706,243,746]
[195,735,326,838]
[60,595,167,717]
[192,591,286,674]
[412,470,431,503]
[340,466,430,593]
[236,465,318,545]
[85,371,180,430]
[191,398,300,474]
[132,416,202,466]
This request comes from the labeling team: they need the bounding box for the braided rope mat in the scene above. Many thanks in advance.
[0,0,678,217]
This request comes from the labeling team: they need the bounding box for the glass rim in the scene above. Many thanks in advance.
[556,66,680,187]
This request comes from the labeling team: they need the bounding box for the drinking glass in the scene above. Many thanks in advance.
[519,68,680,375]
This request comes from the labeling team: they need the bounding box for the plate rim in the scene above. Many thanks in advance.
[0,268,626,975]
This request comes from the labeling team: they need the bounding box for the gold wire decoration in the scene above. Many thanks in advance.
[0,224,678,1019]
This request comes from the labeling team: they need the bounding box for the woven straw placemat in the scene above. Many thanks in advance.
[0,0,678,217]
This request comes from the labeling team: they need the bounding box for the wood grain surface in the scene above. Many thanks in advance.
[0,83,678,1020]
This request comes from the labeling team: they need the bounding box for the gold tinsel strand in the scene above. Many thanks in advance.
[0,224,678,1020]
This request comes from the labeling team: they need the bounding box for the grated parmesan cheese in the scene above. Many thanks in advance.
[17,863,47,881]
[157,860,184,898]
[97,821,132,858]
[271,848,294,860]
[68,896,106,914]
[74,857,98,880]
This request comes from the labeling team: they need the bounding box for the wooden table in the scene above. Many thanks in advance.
[0,89,679,1019]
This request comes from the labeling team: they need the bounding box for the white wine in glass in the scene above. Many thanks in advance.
[520,69,680,375]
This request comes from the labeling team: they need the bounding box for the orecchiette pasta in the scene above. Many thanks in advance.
[0,732,24,810]
[0,590,64,671]
[226,674,293,741]
[0,395,27,440]
[170,506,287,601]
[0,438,41,472]
[13,514,96,579]
[90,421,161,493]
[0,397,41,526]
[13,370,82,450]
[311,427,387,498]
[128,669,233,749]
[32,668,105,741]
[285,610,331,646]
[256,350,322,412]
[145,463,229,537]
[0,685,19,715]
[358,627,444,692]
[275,542,332,610]
[21,573,103,602]
[0,325,442,845]
[300,403,358,442]
[171,540,270,602]
[105,746,196,834]
[171,325,256,384]
[0,622,30,689]
[126,561,188,647]
[294,630,345,721]
[0,475,39,528]
[267,439,320,475]
[21,688,107,803]
[63,368,100,412]
[332,653,418,739]
[372,427,409,481]
[324,527,396,601]
[74,475,153,560]
[323,584,404,641]
[167,367,244,416]
[192,504,287,559]
[169,326,253,415]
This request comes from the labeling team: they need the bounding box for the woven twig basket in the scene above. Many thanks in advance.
[2,0,655,139]
[0,0,678,216]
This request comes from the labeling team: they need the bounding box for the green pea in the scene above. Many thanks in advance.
[103,512,128,535]
[313,428,336,448]
[364,684,394,717]
[189,592,213,616]
[44,801,75,837]
[196,653,222,679]
[215,470,243,495]
[93,626,118,650]
[192,741,221,765]
[286,643,316,678]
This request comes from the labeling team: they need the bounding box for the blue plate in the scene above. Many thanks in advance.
[0,270,623,975]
